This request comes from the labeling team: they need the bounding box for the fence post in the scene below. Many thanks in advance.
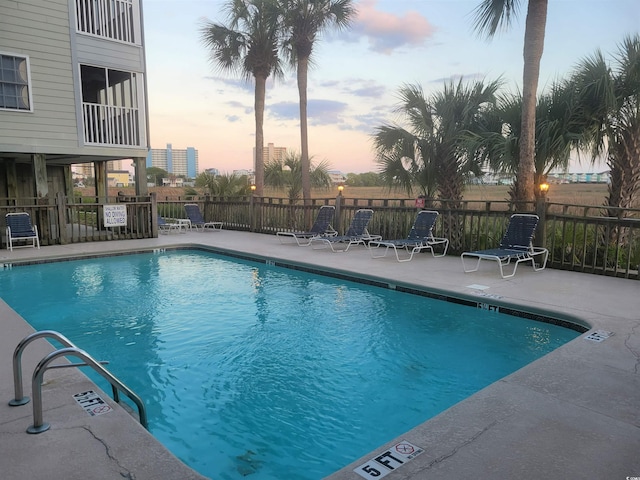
[150,193,158,238]
[249,194,255,232]
[335,190,343,230]
[535,195,548,248]
[56,192,68,245]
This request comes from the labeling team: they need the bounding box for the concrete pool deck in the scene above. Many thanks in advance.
[0,229,638,479]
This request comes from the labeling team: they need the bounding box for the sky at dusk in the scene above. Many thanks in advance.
[142,0,640,175]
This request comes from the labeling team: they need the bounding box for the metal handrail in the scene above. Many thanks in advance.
[9,330,77,406]
[27,346,148,434]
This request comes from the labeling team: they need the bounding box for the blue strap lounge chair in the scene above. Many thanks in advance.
[369,210,449,262]
[311,209,381,252]
[461,214,548,278]
[184,203,223,231]
[6,212,40,251]
[276,205,336,246]
[158,216,185,234]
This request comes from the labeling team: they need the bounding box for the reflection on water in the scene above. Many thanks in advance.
[0,251,579,480]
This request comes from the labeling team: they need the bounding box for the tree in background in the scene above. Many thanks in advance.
[373,79,502,206]
[264,151,332,203]
[345,172,384,187]
[279,0,356,206]
[197,172,252,196]
[200,0,283,197]
[568,34,640,215]
[146,167,169,186]
[472,0,549,207]
[463,83,577,203]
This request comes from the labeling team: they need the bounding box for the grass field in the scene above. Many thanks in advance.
[95,182,611,208]
[309,183,610,207]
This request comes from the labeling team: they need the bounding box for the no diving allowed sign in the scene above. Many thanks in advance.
[103,204,127,227]
[354,440,424,478]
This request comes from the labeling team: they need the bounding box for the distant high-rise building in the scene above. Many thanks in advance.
[147,143,198,178]
[73,159,123,178]
[107,160,123,171]
[253,143,287,167]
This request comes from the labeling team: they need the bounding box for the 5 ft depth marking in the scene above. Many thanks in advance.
[354,440,424,479]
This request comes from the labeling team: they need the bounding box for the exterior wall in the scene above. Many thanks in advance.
[108,171,130,187]
[0,0,78,152]
[0,0,148,160]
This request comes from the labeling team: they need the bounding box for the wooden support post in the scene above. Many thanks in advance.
[134,157,148,196]
[32,153,48,199]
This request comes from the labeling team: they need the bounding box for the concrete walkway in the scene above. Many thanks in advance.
[0,230,638,480]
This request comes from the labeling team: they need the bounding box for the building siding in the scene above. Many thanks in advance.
[75,36,144,71]
[0,0,148,160]
[0,0,79,151]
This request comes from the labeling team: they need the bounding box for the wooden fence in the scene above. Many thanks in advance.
[2,193,638,279]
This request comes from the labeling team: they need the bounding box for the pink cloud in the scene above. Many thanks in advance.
[354,0,435,54]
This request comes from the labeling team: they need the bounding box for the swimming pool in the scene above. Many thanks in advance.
[0,250,580,479]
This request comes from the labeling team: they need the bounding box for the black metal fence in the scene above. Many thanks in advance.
[2,193,639,279]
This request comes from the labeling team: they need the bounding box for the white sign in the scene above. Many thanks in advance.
[73,390,113,417]
[103,204,127,227]
[584,330,614,342]
[354,441,424,479]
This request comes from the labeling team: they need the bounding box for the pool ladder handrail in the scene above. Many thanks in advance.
[8,330,148,434]
[9,330,77,406]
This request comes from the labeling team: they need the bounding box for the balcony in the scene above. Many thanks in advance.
[82,103,141,147]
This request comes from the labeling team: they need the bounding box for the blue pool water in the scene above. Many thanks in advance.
[0,250,579,479]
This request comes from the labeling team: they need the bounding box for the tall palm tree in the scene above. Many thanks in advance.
[567,34,640,215]
[472,0,548,207]
[200,0,283,197]
[279,0,356,206]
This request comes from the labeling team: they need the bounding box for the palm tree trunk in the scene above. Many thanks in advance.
[517,0,548,209]
[254,75,267,197]
[298,55,311,208]
[601,124,640,248]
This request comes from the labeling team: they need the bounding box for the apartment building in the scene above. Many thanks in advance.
[146,144,198,178]
[253,143,287,166]
[0,0,150,200]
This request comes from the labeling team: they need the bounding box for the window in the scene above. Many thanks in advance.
[80,64,141,146]
[81,65,137,107]
[0,53,31,111]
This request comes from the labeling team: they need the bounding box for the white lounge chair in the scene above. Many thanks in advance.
[6,212,40,251]
[369,210,449,262]
[158,216,185,234]
[276,205,336,246]
[184,203,223,231]
[311,209,381,252]
[461,214,548,278]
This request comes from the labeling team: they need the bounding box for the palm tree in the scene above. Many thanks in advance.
[567,34,640,215]
[200,0,283,197]
[197,172,253,196]
[264,151,332,203]
[373,79,502,206]
[472,0,549,207]
[279,0,356,206]
[465,83,577,203]
[373,79,501,250]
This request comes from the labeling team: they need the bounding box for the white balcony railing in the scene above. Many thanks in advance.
[76,0,137,44]
[83,103,141,147]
